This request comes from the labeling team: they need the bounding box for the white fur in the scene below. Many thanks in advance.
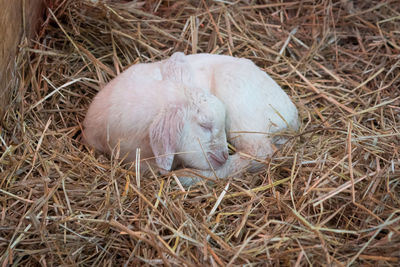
[83,52,299,185]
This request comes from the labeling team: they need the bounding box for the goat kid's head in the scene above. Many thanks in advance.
[149,90,229,172]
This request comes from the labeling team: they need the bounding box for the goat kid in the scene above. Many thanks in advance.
[83,53,299,185]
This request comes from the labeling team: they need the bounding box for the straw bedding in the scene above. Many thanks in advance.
[1,0,399,265]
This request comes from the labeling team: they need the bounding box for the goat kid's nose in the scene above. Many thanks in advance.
[215,150,228,164]
[208,149,229,168]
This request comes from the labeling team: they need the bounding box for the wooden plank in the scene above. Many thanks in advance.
[0,0,45,119]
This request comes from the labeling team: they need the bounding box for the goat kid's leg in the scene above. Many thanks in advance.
[230,134,274,172]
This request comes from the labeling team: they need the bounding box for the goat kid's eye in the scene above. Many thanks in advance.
[199,123,212,132]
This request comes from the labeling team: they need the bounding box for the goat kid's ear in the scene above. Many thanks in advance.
[162,52,193,84]
[149,105,185,172]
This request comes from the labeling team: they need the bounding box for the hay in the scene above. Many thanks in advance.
[1,0,399,265]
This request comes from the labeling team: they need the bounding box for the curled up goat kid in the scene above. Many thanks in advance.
[83,52,300,186]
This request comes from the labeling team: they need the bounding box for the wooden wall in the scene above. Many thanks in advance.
[0,0,44,119]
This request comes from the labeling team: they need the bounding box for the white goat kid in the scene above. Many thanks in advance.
[83,52,299,186]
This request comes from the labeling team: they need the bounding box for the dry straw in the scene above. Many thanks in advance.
[1,0,399,266]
